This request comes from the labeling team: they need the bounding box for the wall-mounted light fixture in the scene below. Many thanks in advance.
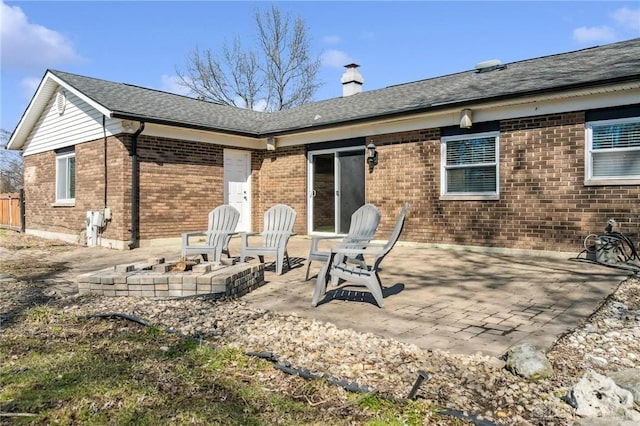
[367,142,378,172]
[266,137,276,151]
[460,109,473,128]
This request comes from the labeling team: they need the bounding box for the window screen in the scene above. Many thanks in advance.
[588,118,640,182]
[56,152,75,202]
[442,132,499,196]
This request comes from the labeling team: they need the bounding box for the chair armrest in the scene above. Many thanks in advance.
[182,231,207,246]
[334,240,383,250]
[182,231,207,238]
[212,231,239,238]
[312,235,343,241]
[331,244,385,257]
[343,236,375,243]
[310,235,343,251]
[239,232,261,245]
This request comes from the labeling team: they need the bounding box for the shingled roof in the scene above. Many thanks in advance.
[48,70,268,137]
[265,37,640,135]
[23,38,640,142]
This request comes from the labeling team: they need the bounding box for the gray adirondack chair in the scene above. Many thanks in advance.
[240,204,297,275]
[312,203,409,308]
[305,203,381,281]
[181,205,240,262]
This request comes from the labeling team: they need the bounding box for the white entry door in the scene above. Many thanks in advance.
[224,149,251,232]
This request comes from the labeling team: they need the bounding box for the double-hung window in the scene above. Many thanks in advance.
[441,131,499,200]
[586,117,640,185]
[55,148,75,203]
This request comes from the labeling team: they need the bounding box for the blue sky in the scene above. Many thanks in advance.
[2,1,639,135]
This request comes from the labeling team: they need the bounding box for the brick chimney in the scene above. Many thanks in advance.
[341,63,364,97]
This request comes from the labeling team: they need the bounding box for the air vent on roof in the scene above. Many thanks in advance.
[56,90,67,115]
[475,59,506,73]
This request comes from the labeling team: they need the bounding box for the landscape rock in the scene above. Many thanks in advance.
[504,342,554,380]
[609,368,640,404]
[567,370,640,421]
[573,417,640,426]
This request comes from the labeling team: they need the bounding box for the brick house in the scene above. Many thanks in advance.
[7,38,640,253]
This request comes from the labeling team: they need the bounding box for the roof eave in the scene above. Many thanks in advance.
[110,112,261,139]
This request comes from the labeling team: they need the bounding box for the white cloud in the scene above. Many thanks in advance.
[322,35,341,44]
[1,1,82,70]
[573,7,640,44]
[251,99,268,112]
[572,26,617,43]
[159,74,192,96]
[320,49,353,68]
[233,96,269,112]
[611,7,640,32]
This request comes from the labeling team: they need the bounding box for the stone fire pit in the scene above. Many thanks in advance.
[77,257,264,298]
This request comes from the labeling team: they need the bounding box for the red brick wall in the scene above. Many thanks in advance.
[23,137,129,242]
[366,129,440,243]
[23,151,59,234]
[135,138,308,240]
[23,134,309,245]
[134,135,226,240]
[254,146,306,234]
[366,112,639,252]
[23,135,227,244]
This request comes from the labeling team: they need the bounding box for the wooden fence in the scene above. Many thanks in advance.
[0,190,24,232]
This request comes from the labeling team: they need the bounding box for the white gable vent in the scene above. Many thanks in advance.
[475,59,506,73]
[56,90,67,115]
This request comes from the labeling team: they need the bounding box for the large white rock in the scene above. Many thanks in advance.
[609,368,640,404]
[568,370,640,421]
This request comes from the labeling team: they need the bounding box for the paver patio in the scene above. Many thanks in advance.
[9,235,627,358]
[229,237,628,357]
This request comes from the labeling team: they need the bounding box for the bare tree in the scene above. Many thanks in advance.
[176,5,321,111]
[0,129,24,193]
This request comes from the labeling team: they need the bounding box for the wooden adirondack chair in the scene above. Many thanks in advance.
[240,204,297,275]
[181,205,240,262]
[312,203,409,308]
[305,203,381,281]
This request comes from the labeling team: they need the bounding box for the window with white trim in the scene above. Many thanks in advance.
[586,117,640,185]
[56,150,75,203]
[441,131,499,200]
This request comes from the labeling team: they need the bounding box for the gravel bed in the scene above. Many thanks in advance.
[30,275,636,425]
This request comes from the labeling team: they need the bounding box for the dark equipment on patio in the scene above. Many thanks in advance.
[572,219,640,274]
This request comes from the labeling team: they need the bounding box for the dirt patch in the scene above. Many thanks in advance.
[0,229,76,252]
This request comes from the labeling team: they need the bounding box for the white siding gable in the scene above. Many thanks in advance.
[23,89,121,156]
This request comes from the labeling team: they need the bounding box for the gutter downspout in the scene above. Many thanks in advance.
[128,122,145,250]
[102,116,108,208]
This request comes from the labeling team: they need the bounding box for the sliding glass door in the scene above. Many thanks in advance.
[308,147,365,234]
